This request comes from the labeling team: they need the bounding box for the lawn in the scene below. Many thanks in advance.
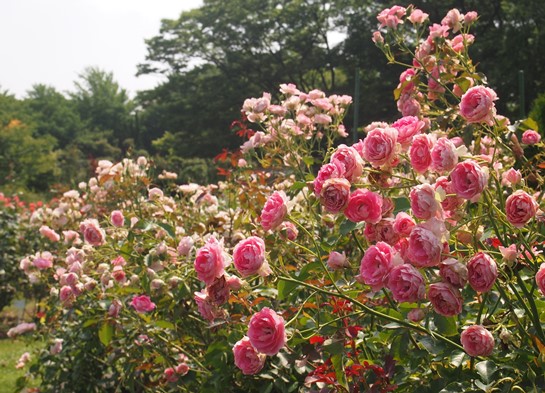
[0,338,41,393]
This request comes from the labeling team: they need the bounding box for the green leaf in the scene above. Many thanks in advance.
[303,156,314,166]
[433,314,458,336]
[156,222,176,238]
[393,197,410,213]
[277,279,298,301]
[339,220,364,235]
[476,360,497,384]
[520,117,539,131]
[439,382,464,393]
[290,181,307,192]
[448,350,466,368]
[331,353,348,390]
[98,322,114,346]
[155,320,175,329]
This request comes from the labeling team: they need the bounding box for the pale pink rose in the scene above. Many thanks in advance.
[194,290,223,322]
[108,299,122,318]
[207,275,231,305]
[313,161,346,197]
[247,307,287,356]
[501,168,522,187]
[441,8,463,32]
[459,86,498,125]
[409,134,433,173]
[261,191,288,231]
[450,160,488,200]
[439,258,468,288]
[359,242,395,291]
[427,66,445,100]
[233,336,266,375]
[410,184,442,220]
[110,210,125,227]
[387,264,426,303]
[434,176,464,212]
[467,252,498,293]
[40,225,60,242]
[428,282,463,316]
[50,338,64,355]
[111,256,126,266]
[233,236,270,277]
[33,251,54,270]
[344,189,383,224]
[15,352,31,369]
[521,129,541,145]
[463,11,478,23]
[536,264,545,296]
[499,244,519,263]
[327,251,350,270]
[6,322,36,338]
[377,5,406,28]
[148,187,164,199]
[278,221,298,241]
[393,212,416,237]
[130,295,156,313]
[460,325,495,357]
[314,113,332,125]
[280,83,300,95]
[450,34,475,52]
[407,226,442,267]
[398,69,417,95]
[409,8,429,24]
[397,93,421,116]
[62,230,80,245]
[361,127,398,168]
[320,178,351,213]
[177,236,194,256]
[408,308,426,322]
[330,145,363,182]
[59,285,75,306]
[372,31,384,44]
[430,137,458,173]
[391,116,425,149]
[428,23,449,41]
[194,236,229,285]
[79,219,105,246]
[505,190,538,228]
[175,361,189,376]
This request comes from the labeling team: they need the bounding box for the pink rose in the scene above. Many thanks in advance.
[344,189,383,224]
[521,129,541,145]
[278,221,298,241]
[407,308,425,322]
[450,160,488,200]
[450,34,475,52]
[459,86,498,125]
[108,299,122,318]
[59,285,75,306]
[374,219,400,246]
[164,367,178,383]
[233,336,266,375]
[50,338,64,355]
[361,127,398,168]
[391,116,425,148]
[130,295,156,313]
[330,145,363,182]
[372,31,384,44]
[439,258,468,288]
[79,219,105,247]
[387,264,426,303]
[460,325,495,357]
[499,244,519,263]
[358,242,395,291]
[428,282,463,316]
[409,8,429,24]
[40,225,60,242]
[467,252,497,293]
[397,93,421,117]
[206,275,231,306]
[409,134,433,173]
[377,5,406,28]
[327,251,350,270]
[110,210,125,227]
[441,8,463,32]
[434,177,464,212]
[247,307,287,356]
[393,212,416,237]
[233,236,270,277]
[320,178,351,213]
[261,191,288,231]
[33,251,54,270]
[501,168,522,187]
[407,226,443,268]
[313,161,346,197]
[194,290,223,322]
[505,190,538,228]
[430,137,458,173]
[194,236,229,285]
[177,236,194,256]
[536,264,545,296]
[410,184,442,220]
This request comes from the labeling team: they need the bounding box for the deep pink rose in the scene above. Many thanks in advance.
[459,86,498,125]
[110,210,125,227]
[261,191,288,231]
[387,264,426,303]
[439,258,468,288]
[521,129,541,145]
[247,307,287,356]
[393,212,416,237]
[361,127,398,168]
[450,160,488,200]
[330,145,363,182]
[410,184,442,220]
[505,190,538,228]
[391,116,425,148]
[320,178,351,213]
[130,295,156,313]
[233,336,266,375]
[536,264,545,296]
[407,226,442,267]
[313,161,345,197]
[194,236,229,285]
[430,137,458,173]
[434,176,464,212]
[409,134,433,173]
[460,325,495,357]
[79,219,105,247]
[233,236,270,277]
[359,242,395,291]
[344,189,383,224]
[428,282,463,316]
[467,252,497,293]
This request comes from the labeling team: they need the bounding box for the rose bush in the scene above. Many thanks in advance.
[7,5,545,393]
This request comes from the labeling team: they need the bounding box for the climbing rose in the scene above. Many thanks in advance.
[428,282,463,316]
[130,295,156,313]
[233,236,270,277]
[194,237,229,285]
[233,336,266,375]
[261,191,288,231]
[505,190,538,228]
[247,308,287,356]
[459,86,497,125]
[461,325,495,357]
[467,252,498,293]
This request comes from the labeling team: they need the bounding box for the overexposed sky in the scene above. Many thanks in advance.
[0,0,203,98]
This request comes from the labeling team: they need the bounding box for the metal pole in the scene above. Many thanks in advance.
[353,63,361,144]
[518,69,525,119]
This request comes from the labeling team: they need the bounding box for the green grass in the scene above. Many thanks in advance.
[0,338,41,393]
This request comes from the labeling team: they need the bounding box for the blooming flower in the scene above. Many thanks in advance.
[233,336,266,375]
[130,295,156,313]
[247,308,287,356]
[460,325,495,357]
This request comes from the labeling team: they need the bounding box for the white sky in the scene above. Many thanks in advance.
[0,0,203,98]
